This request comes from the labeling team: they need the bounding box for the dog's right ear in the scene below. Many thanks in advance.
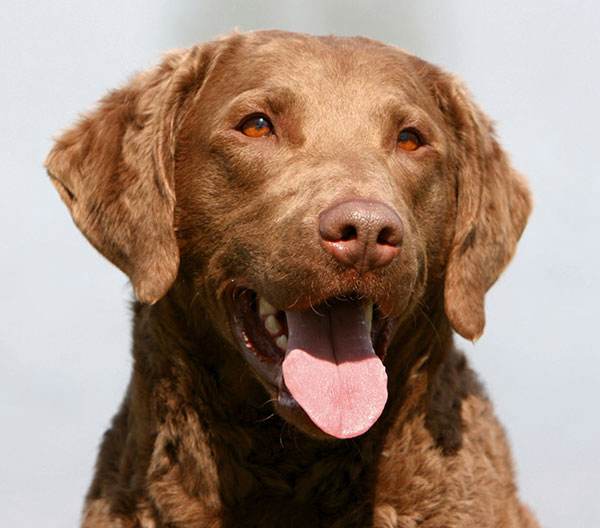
[45,46,215,304]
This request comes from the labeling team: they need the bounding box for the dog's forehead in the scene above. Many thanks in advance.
[214,32,432,107]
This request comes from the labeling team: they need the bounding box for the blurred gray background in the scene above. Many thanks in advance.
[1,1,598,526]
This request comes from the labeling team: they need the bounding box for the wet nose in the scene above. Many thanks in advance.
[318,199,403,272]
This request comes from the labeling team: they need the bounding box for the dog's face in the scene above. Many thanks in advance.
[46,31,531,440]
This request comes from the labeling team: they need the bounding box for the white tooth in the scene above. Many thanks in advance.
[275,334,288,351]
[258,297,277,318]
[264,314,282,336]
[364,302,373,335]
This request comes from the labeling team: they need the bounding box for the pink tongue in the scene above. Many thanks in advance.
[282,302,387,439]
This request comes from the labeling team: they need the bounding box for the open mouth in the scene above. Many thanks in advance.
[229,289,394,439]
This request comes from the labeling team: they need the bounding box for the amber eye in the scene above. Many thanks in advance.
[398,128,423,151]
[239,114,274,138]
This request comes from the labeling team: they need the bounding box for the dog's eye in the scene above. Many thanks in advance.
[239,114,274,138]
[398,128,423,151]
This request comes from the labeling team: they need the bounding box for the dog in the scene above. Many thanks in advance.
[46,30,537,528]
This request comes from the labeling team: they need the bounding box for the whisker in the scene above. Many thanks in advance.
[279,422,287,448]
[190,289,202,309]
[261,397,278,407]
[256,413,276,423]
[416,300,442,349]
[308,283,325,316]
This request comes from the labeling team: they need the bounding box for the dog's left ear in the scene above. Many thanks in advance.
[431,72,532,340]
[45,46,212,303]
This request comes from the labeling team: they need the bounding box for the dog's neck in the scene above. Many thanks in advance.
[125,285,466,522]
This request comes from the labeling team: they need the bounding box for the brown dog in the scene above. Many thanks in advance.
[46,31,537,528]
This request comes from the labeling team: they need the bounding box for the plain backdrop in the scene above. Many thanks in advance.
[1,1,598,526]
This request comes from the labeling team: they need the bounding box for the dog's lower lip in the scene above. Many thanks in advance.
[227,287,394,439]
[228,287,396,437]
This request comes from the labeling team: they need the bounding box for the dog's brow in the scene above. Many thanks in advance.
[222,86,299,118]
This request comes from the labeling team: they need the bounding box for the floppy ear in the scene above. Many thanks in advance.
[434,74,532,340]
[45,46,212,303]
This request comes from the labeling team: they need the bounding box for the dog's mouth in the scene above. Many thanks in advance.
[229,288,394,439]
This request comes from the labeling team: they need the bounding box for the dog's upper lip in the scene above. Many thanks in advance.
[225,284,395,357]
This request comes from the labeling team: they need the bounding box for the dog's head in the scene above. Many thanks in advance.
[46,31,530,440]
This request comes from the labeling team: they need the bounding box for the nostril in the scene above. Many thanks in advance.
[340,225,357,241]
[376,226,401,247]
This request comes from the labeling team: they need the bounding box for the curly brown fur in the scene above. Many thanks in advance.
[47,31,537,527]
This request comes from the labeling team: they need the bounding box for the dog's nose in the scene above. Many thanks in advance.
[319,199,403,272]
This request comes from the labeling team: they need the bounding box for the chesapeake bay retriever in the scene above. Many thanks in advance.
[46,30,537,527]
